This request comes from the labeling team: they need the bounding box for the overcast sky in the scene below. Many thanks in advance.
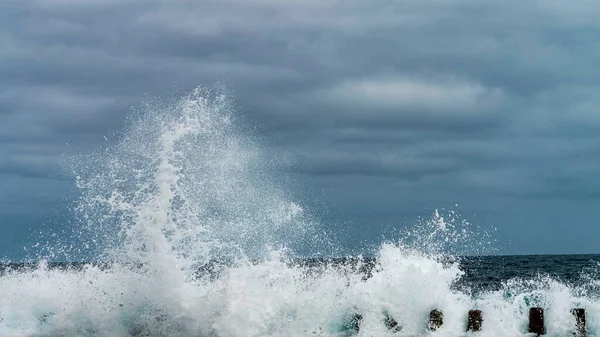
[2,0,600,259]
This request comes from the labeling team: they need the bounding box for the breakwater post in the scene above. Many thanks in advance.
[348,307,586,335]
[467,310,483,332]
[384,312,400,332]
[529,307,545,336]
[429,309,443,331]
[350,314,362,333]
[572,308,586,337]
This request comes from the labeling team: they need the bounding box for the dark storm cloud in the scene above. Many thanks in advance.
[2,0,600,255]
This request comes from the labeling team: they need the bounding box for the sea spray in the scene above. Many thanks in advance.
[0,88,599,337]
[73,87,316,266]
[398,208,497,257]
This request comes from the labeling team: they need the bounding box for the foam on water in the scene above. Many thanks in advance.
[1,88,599,337]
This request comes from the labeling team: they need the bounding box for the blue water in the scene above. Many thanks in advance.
[2,254,600,292]
[457,254,600,292]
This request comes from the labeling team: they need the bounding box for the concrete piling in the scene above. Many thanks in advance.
[571,308,586,337]
[350,314,362,333]
[529,307,545,336]
[429,309,443,331]
[467,310,483,332]
[384,312,400,332]
[341,307,585,334]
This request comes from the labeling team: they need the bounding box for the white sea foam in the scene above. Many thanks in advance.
[0,88,598,337]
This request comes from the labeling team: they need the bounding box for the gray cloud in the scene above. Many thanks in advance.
[2,0,600,256]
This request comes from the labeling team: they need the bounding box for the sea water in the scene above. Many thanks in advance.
[0,88,599,337]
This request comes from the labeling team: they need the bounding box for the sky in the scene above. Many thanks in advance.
[2,0,600,259]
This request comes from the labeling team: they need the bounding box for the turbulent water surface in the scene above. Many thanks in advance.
[0,89,598,337]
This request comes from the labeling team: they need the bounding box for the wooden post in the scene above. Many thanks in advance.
[349,314,362,333]
[429,309,443,331]
[571,308,586,337]
[384,312,400,332]
[467,310,483,332]
[529,308,545,336]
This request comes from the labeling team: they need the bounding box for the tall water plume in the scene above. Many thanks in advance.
[73,87,315,270]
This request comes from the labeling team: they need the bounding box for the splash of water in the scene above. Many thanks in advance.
[397,207,497,257]
[0,88,598,337]
[73,87,315,268]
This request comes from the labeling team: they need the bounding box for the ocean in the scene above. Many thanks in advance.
[1,88,598,337]
[1,255,600,337]
[3,254,600,293]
